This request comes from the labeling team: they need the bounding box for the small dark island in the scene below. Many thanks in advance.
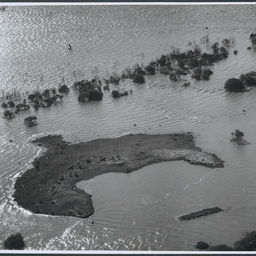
[14,133,224,218]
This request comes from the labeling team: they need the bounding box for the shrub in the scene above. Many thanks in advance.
[133,74,145,83]
[209,244,233,251]
[88,90,103,101]
[58,84,69,93]
[112,90,121,98]
[4,233,25,250]
[144,65,155,75]
[1,102,8,108]
[239,72,256,86]
[24,116,37,127]
[78,92,88,103]
[233,231,256,251]
[224,78,246,92]
[7,101,15,108]
[3,110,15,119]
[195,241,209,250]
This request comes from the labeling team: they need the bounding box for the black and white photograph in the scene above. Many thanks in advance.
[0,2,256,252]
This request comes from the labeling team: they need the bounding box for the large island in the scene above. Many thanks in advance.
[13,133,224,218]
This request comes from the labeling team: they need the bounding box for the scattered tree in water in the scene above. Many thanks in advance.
[249,33,256,44]
[58,84,69,93]
[112,90,121,98]
[195,241,209,250]
[209,244,233,251]
[3,110,15,119]
[4,233,25,250]
[196,231,256,251]
[231,129,244,142]
[133,74,145,83]
[24,116,37,127]
[233,231,256,251]
[224,78,246,92]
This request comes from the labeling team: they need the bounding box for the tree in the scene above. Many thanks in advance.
[4,233,25,250]
[224,78,246,92]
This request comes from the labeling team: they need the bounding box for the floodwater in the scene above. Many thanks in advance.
[1,4,256,250]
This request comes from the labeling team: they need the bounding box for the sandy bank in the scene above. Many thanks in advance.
[13,133,224,218]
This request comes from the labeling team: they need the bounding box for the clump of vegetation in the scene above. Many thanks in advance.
[3,110,15,119]
[195,241,209,250]
[144,64,156,75]
[133,74,145,83]
[196,231,256,251]
[1,102,8,108]
[249,33,256,44]
[7,101,15,108]
[24,116,37,127]
[112,90,121,98]
[239,71,256,86]
[58,84,69,93]
[209,244,233,251]
[74,79,103,103]
[108,74,121,85]
[233,231,256,251]
[224,78,246,92]
[4,233,25,250]
[231,129,244,142]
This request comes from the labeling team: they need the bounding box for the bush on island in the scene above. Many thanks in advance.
[88,90,103,101]
[195,241,209,250]
[24,116,37,127]
[58,84,69,93]
[233,231,256,251]
[112,90,121,98]
[3,110,15,119]
[224,78,246,92]
[209,244,233,251]
[133,74,145,84]
[4,233,25,250]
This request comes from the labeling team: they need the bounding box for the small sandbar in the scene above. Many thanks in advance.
[13,133,224,218]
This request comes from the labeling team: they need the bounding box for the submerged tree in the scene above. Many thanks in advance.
[231,129,244,141]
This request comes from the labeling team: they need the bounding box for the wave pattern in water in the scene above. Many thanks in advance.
[1,4,256,251]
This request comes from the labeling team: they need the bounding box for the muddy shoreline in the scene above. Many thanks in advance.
[13,133,224,218]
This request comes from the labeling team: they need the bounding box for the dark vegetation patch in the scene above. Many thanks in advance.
[3,233,25,250]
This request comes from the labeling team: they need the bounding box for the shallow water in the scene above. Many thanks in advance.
[1,4,256,251]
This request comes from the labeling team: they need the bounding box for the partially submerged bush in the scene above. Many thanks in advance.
[195,241,209,250]
[231,129,244,141]
[233,231,256,251]
[4,233,25,250]
[58,84,69,93]
[239,71,256,86]
[3,110,15,119]
[133,74,145,83]
[224,78,246,92]
[1,102,8,108]
[209,244,233,251]
[112,90,121,98]
[88,90,103,101]
[24,116,37,127]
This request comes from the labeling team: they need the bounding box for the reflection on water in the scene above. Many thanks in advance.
[1,4,256,250]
